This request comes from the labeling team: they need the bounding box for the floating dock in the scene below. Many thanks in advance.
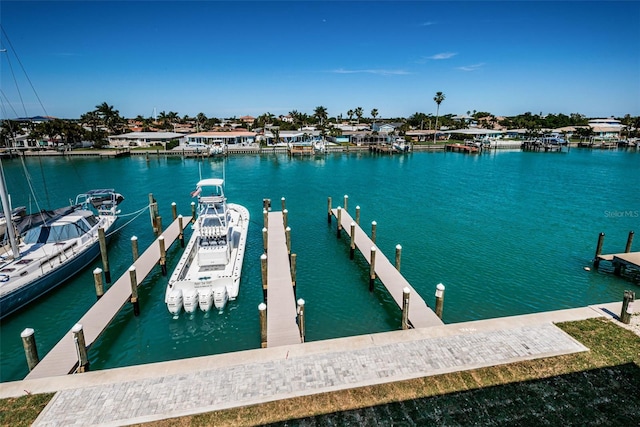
[265,211,302,347]
[25,216,191,380]
[331,208,443,328]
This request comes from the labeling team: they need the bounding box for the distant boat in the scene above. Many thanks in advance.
[0,169,124,320]
[165,178,249,315]
[392,138,411,152]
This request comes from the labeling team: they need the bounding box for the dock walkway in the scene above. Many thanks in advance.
[4,304,619,426]
[24,217,191,380]
[266,211,301,347]
[332,208,443,328]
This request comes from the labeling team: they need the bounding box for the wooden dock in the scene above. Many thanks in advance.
[445,144,479,153]
[25,216,191,379]
[265,211,302,347]
[331,208,443,328]
[596,251,640,280]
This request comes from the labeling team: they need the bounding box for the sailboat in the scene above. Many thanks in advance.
[0,160,124,320]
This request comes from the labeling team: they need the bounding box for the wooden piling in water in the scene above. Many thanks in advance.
[327,197,332,224]
[297,298,306,342]
[594,232,605,268]
[355,205,360,225]
[131,236,139,262]
[291,253,297,298]
[625,231,634,253]
[149,194,158,233]
[171,202,177,220]
[401,287,410,330]
[350,222,356,259]
[129,266,140,316]
[158,236,167,276]
[98,227,111,283]
[369,246,377,291]
[343,195,348,212]
[371,221,377,244]
[395,244,402,271]
[156,215,163,235]
[281,197,286,211]
[337,206,342,238]
[621,290,635,324]
[259,303,267,348]
[178,216,184,248]
[283,209,288,229]
[262,227,268,253]
[21,328,39,371]
[261,254,268,302]
[71,324,89,373]
[93,268,104,300]
[285,226,291,256]
[263,209,268,228]
[435,283,445,319]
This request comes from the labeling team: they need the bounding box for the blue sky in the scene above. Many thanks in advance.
[1,1,638,120]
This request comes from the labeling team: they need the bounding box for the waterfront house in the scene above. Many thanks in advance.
[186,131,256,146]
[108,131,186,148]
[588,118,624,140]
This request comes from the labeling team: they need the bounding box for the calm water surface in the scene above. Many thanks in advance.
[1,149,638,382]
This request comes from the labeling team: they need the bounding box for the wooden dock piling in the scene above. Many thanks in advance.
[191,201,196,223]
[158,236,167,276]
[350,222,356,259]
[21,328,39,371]
[626,231,634,253]
[336,207,342,238]
[171,202,177,220]
[371,221,377,244]
[327,197,332,224]
[262,227,268,253]
[594,232,605,268]
[93,268,104,300]
[395,245,402,271]
[178,216,184,248]
[435,283,445,319]
[621,290,635,324]
[98,227,111,283]
[259,303,267,348]
[401,287,410,330]
[369,246,377,291]
[297,299,306,342]
[291,253,297,298]
[129,266,140,316]
[131,236,139,262]
[343,195,348,212]
[71,324,89,373]
[261,254,268,302]
[355,205,360,225]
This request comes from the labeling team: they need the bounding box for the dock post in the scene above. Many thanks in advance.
[401,287,411,330]
[350,222,356,259]
[435,283,445,319]
[621,290,635,324]
[369,246,377,291]
[131,236,139,262]
[297,298,306,342]
[129,266,140,316]
[178,215,184,248]
[21,328,39,371]
[259,303,267,348]
[371,221,377,244]
[395,244,402,271]
[291,253,297,298]
[93,268,104,300]
[336,206,342,238]
[263,208,268,229]
[261,254,268,302]
[263,198,271,211]
[327,197,332,224]
[625,230,634,253]
[343,195,348,212]
[262,227,268,253]
[71,324,89,372]
[285,226,292,257]
[156,215,163,235]
[158,236,167,276]
[190,201,196,223]
[281,197,286,211]
[283,209,288,229]
[594,232,605,268]
[171,202,177,220]
[98,227,111,283]
[149,194,158,233]
[355,205,360,225]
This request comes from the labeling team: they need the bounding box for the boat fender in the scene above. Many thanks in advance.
[0,274,9,282]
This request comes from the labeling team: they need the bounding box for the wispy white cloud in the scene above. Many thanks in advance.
[429,52,457,60]
[457,63,485,72]
[331,68,411,76]
[420,21,436,26]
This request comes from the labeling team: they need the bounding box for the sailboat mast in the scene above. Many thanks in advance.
[0,159,20,258]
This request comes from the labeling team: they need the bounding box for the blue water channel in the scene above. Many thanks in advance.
[1,148,638,382]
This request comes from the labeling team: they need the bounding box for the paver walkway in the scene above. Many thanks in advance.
[16,305,616,427]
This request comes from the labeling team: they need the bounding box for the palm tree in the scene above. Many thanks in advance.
[355,107,363,124]
[371,108,378,122]
[314,106,328,126]
[433,91,445,143]
[347,109,354,123]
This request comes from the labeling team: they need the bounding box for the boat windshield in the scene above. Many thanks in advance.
[22,218,91,244]
[202,217,223,227]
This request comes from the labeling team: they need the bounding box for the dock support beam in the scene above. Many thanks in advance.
[625,230,634,253]
[371,221,377,244]
[401,287,411,330]
[98,227,111,283]
[131,236,139,262]
[259,303,267,348]
[93,268,104,300]
[261,254,268,303]
[350,222,356,259]
[129,266,140,316]
[435,283,445,319]
[21,328,39,372]
[178,216,185,248]
[395,244,402,271]
[336,207,342,238]
[594,232,605,269]
[369,246,377,291]
[355,205,360,225]
[297,299,306,342]
[158,236,167,276]
[72,324,89,373]
[621,290,635,324]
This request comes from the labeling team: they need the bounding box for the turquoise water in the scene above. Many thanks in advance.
[1,149,638,382]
